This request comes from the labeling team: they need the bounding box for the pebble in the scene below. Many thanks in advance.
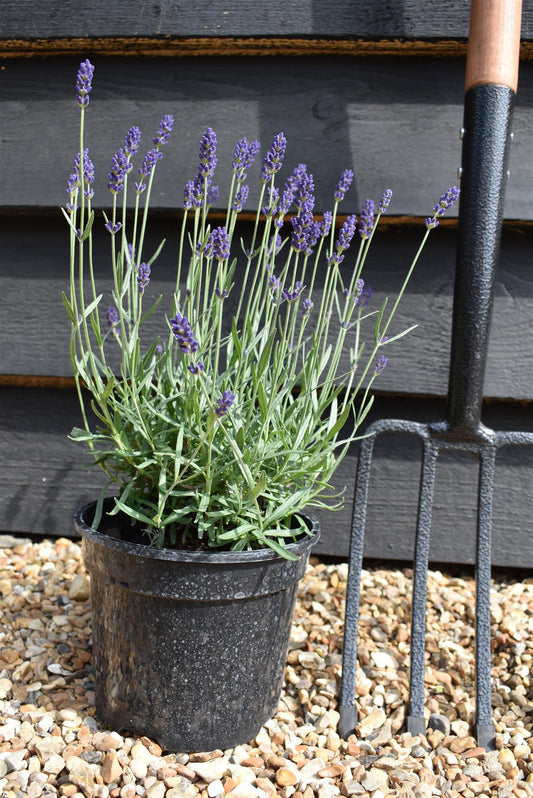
[0,540,532,798]
[358,708,386,737]
[189,757,229,783]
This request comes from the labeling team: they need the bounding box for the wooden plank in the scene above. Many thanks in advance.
[2,214,533,400]
[2,0,533,40]
[2,386,532,567]
[0,37,474,60]
[2,56,533,218]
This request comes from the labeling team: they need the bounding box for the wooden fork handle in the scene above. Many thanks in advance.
[465,0,522,92]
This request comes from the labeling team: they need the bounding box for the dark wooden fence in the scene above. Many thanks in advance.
[2,2,533,565]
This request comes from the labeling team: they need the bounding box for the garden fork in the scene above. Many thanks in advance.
[339,0,531,751]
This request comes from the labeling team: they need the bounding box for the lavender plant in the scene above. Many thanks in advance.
[64,60,459,558]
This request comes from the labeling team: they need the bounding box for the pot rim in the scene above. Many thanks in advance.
[74,498,320,565]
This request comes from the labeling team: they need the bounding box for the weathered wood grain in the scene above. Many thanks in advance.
[2,56,532,218]
[2,386,532,567]
[2,0,533,40]
[3,215,532,400]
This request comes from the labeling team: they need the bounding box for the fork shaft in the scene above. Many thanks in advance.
[447,84,515,441]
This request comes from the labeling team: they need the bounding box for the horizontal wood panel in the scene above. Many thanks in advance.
[2,387,532,567]
[3,56,533,219]
[2,0,533,40]
[2,56,464,216]
[3,215,532,400]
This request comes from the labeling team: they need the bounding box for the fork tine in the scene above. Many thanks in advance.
[474,446,497,750]
[339,431,377,739]
[406,436,438,735]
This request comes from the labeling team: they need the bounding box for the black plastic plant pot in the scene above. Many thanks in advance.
[74,498,319,753]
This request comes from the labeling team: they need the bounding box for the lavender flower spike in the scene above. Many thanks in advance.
[379,189,393,213]
[302,298,313,316]
[108,148,132,194]
[215,390,236,417]
[232,137,261,179]
[76,59,94,107]
[334,169,354,202]
[359,199,375,240]
[425,186,460,230]
[187,361,204,375]
[137,263,151,294]
[208,227,231,261]
[374,355,388,376]
[106,306,119,335]
[170,313,199,354]
[329,214,357,265]
[198,127,218,179]
[153,114,174,147]
[232,183,249,212]
[124,126,141,158]
[261,133,287,183]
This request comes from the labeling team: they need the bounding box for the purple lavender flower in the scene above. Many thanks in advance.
[135,148,163,193]
[124,126,141,158]
[66,150,95,207]
[299,221,320,257]
[215,288,228,299]
[282,281,303,302]
[290,211,314,253]
[379,189,392,213]
[206,183,219,205]
[232,137,261,179]
[153,114,174,147]
[374,355,388,376]
[104,220,122,234]
[198,236,212,258]
[232,183,249,212]
[76,59,94,107]
[77,149,95,188]
[319,211,333,237]
[359,199,375,240]
[215,390,236,417]
[262,186,279,216]
[208,227,230,261]
[425,186,460,229]
[137,262,151,294]
[269,274,281,298]
[352,278,365,304]
[274,190,294,229]
[294,172,315,215]
[108,148,132,194]
[66,171,80,205]
[187,361,204,375]
[106,306,119,334]
[198,127,218,178]
[155,344,164,356]
[139,149,163,179]
[302,298,313,316]
[284,163,307,196]
[260,133,287,183]
[170,313,199,354]
[183,178,203,210]
[360,284,373,307]
[329,214,357,265]
[334,169,354,202]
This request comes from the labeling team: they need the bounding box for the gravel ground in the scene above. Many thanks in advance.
[1,537,533,798]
